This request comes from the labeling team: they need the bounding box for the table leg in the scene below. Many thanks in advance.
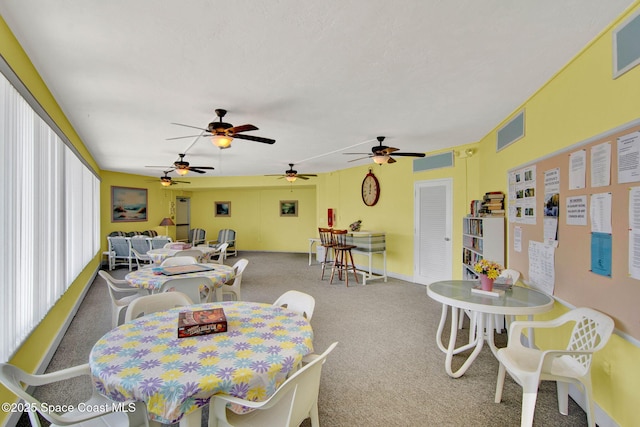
[179,407,203,427]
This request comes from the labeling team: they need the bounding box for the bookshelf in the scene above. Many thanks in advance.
[462,217,505,280]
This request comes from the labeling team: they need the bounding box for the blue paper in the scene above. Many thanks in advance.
[590,232,612,277]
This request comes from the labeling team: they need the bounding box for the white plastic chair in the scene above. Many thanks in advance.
[131,248,153,269]
[124,291,194,322]
[208,342,337,427]
[494,269,522,332]
[150,235,172,249]
[0,362,149,427]
[273,290,316,320]
[160,276,215,304]
[221,258,249,301]
[494,307,614,427]
[174,249,205,262]
[212,242,229,264]
[161,255,198,267]
[98,270,147,327]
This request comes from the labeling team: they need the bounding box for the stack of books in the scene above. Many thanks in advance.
[480,191,505,217]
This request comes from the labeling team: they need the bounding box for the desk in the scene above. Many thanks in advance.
[347,231,387,285]
[147,246,218,264]
[426,280,553,378]
[89,301,314,426]
[126,264,234,301]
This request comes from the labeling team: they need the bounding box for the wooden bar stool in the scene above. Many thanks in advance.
[318,228,334,280]
[330,229,359,286]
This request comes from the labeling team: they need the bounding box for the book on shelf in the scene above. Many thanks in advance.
[177,308,227,338]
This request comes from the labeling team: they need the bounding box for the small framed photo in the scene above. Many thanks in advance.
[215,201,231,217]
[279,200,298,217]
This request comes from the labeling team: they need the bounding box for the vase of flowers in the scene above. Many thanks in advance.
[474,259,503,291]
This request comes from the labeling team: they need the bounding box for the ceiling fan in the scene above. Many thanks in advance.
[149,171,190,187]
[266,163,317,182]
[344,136,426,164]
[168,108,276,149]
[146,153,215,176]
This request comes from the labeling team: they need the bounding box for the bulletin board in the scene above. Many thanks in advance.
[507,118,640,340]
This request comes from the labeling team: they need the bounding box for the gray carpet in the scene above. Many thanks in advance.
[17,252,588,426]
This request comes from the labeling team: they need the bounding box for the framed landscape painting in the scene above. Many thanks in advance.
[215,201,231,217]
[111,186,148,222]
[280,200,298,217]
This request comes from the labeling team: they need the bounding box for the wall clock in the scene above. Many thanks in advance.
[361,169,380,206]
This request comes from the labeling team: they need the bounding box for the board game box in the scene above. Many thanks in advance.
[177,308,227,338]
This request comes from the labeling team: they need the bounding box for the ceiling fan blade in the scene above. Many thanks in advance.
[298,174,317,177]
[381,147,399,155]
[387,157,397,164]
[145,165,173,169]
[166,134,208,141]
[187,168,207,174]
[173,180,191,184]
[390,152,426,157]
[229,124,258,134]
[171,123,208,132]
[233,134,276,144]
[189,166,215,170]
[348,156,371,163]
[296,176,310,180]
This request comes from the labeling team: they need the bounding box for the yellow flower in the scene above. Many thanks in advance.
[474,259,503,280]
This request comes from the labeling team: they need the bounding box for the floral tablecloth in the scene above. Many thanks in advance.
[125,263,234,292]
[89,301,314,424]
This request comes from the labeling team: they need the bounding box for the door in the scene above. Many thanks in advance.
[175,197,190,241]
[414,179,453,285]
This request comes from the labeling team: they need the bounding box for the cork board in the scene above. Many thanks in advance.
[508,119,640,339]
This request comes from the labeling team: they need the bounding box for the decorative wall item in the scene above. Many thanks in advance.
[280,200,298,217]
[215,201,231,217]
[111,186,148,222]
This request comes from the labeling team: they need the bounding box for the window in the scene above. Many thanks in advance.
[0,64,100,362]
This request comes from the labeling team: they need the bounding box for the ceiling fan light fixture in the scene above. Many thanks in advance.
[175,167,189,176]
[211,135,233,148]
[160,179,172,187]
[373,154,389,164]
[286,175,297,183]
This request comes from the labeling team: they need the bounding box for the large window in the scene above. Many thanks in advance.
[0,65,100,362]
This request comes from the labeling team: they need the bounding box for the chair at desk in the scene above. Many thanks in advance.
[124,291,194,322]
[160,277,215,304]
[495,307,614,427]
[317,228,334,280]
[273,290,315,320]
[330,229,359,286]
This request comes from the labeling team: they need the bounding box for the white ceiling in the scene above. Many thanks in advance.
[0,0,633,180]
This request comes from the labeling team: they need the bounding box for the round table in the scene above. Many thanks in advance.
[89,301,314,426]
[427,280,554,378]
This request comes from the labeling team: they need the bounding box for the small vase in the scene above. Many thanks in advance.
[479,274,494,291]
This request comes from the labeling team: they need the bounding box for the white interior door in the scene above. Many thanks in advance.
[175,197,190,241]
[414,179,453,285]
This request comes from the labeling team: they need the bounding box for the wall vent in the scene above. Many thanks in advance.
[613,8,640,79]
[413,151,454,172]
[496,110,525,152]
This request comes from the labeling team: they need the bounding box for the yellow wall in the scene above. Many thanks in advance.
[472,3,640,425]
[0,16,102,424]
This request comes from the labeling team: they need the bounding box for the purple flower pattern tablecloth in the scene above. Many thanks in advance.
[125,264,234,292]
[89,301,314,424]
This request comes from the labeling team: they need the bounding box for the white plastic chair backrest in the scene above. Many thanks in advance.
[160,277,214,304]
[564,307,614,374]
[211,342,337,426]
[174,249,204,261]
[499,268,520,284]
[108,236,131,257]
[98,270,137,302]
[214,242,229,264]
[124,291,193,322]
[130,236,151,253]
[161,256,198,267]
[273,290,315,320]
[232,258,249,276]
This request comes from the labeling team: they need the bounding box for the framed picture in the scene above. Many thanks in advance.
[280,200,298,217]
[215,201,231,217]
[111,186,148,222]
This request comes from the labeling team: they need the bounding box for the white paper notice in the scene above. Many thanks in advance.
[569,150,586,190]
[618,131,640,184]
[528,241,555,294]
[591,142,611,187]
[566,195,588,226]
[543,217,559,245]
[630,187,640,280]
[514,226,522,253]
[590,192,612,234]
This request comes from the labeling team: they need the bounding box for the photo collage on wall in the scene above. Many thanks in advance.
[509,165,537,224]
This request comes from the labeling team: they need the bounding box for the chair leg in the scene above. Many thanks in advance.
[310,401,320,427]
[556,381,569,415]
[494,363,506,403]
[346,249,358,286]
[520,392,538,427]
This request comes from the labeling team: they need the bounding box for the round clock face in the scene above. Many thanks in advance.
[361,172,380,206]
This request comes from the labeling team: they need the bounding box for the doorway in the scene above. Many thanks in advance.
[414,178,453,285]
[175,197,190,241]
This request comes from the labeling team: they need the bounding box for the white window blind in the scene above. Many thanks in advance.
[0,70,100,362]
